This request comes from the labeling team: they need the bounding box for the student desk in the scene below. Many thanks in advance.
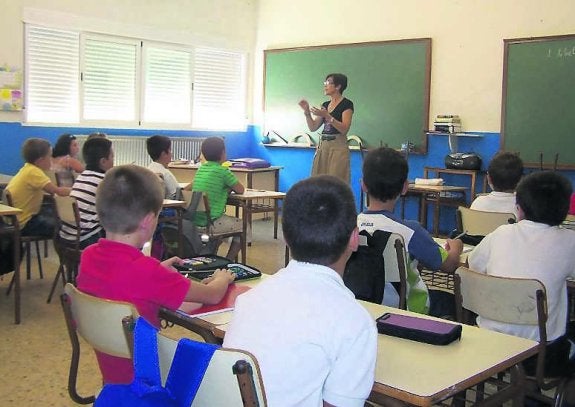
[0,203,22,324]
[159,279,538,406]
[402,184,468,236]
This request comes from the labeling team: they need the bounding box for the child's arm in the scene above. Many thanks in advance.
[230,181,245,194]
[43,182,71,197]
[440,238,464,273]
[68,157,85,173]
[185,269,235,304]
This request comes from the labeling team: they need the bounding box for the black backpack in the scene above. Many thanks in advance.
[343,230,391,304]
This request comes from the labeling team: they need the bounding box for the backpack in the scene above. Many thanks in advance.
[343,230,391,304]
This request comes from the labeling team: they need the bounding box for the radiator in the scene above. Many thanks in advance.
[75,135,205,166]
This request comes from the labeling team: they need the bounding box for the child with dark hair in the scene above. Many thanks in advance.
[469,171,575,364]
[6,138,71,237]
[52,133,85,186]
[192,137,244,260]
[59,137,114,247]
[146,135,179,199]
[471,152,523,218]
[77,165,234,384]
[224,175,377,406]
[358,147,463,315]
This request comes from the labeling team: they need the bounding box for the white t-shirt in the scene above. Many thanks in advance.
[470,191,519,219]
[147,161,179,199]
[224,260,377,407]
[468,220,575,341]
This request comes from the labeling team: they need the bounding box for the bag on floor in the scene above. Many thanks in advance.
[95,317,218,407]
[0,233,15,275]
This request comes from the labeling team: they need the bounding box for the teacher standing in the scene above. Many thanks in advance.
[299,73,354,183]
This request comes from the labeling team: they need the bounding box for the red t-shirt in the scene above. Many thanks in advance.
[77,239,191,383]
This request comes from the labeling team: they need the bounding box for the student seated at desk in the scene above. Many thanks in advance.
[59,137,114,248]
[468,171,575,370]
[5,138,71,237]
[471,151,523,218]
[191,136,244,260]
[146,135,180,199]
[358,147,463,316]
[77,165,235,384]
[224,176,377,407]
[51,134,85,187]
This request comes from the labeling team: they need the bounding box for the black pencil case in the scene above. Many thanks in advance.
[376,312,462,345]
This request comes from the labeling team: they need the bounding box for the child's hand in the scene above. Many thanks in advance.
[161,256,183,271]
[445,238,463,253]
[210,268,236,284]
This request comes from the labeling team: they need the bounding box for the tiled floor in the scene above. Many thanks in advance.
[0,218,287,406]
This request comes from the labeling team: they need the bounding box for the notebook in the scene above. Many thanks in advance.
[180,284,251,318]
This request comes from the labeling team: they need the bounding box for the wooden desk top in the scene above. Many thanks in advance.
[168,163,282,173]
[0,173,12,187]
[228,189,286,201]
[172,278,537,406]
[0,203,22,216]
[407,184,468,193]
[162,199,186,208]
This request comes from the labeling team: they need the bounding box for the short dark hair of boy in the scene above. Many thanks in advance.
[22,138,51,163]
[96,165,164,235]
[488,152,523,191]
[87,132,107,140]
[83,137,113,172]
[327,73,348,94]
[146,135,171,161]
[516,171,572,226]
[201,137,225,162]
[362,147,408,202]
[53,134,76,158]
[282,175,357,266]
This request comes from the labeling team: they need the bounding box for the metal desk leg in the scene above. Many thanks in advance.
[13,223,21,324]
[273,199,279,239]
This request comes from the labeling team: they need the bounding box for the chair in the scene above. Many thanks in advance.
[123,316,268,406]
[60,283,138,404]
[47,195,82,303]
[3,190,47,291]
[182,190,245,262]
[456,206,516,238]
[453,267,570,405]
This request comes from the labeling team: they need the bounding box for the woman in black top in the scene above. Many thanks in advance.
[299,73,354,183]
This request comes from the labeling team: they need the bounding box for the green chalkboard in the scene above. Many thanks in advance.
[502,34,575,169]
[263,39,431,151]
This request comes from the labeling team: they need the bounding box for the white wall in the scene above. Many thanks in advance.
[253,0,574,132]
[0,0,258,123]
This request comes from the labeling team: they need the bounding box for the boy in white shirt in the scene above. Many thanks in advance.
[146,135,180,199]
[224,176,377,407]
[471,151,523,218]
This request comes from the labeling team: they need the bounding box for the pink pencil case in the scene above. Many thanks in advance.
[376,312,462,345]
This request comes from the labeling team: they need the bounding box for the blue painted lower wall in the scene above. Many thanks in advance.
[1,122,573,235]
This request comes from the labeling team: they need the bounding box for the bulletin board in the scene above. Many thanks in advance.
[0,66,23,111]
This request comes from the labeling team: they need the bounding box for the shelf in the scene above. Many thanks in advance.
[427,131,483,153]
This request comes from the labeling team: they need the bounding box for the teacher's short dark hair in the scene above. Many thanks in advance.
[282,175,357,266]
[516,171,571,226]
[327,73,348,94]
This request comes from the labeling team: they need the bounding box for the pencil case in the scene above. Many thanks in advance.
[376,312,462,345]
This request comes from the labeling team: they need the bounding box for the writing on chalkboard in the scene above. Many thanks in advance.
[547,46,575,58]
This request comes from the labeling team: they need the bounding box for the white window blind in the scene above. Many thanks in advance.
[143,46,192,124]
[25,25,79,123]
[192,48,246,129]
[82,35,139,122]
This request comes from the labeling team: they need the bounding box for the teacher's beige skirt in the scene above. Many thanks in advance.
[311,135,350,184]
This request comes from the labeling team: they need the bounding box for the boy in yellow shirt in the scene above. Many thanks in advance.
[6,138,70,237]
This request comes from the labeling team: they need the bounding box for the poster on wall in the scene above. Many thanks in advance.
[0,66,23,111]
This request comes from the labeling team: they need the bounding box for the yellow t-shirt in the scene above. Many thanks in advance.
[6,163,51,227]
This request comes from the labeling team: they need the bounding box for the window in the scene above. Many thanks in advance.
[24,24,247,130]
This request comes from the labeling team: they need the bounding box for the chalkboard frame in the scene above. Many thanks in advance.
[263,38,432,153]
[501,34,575,170]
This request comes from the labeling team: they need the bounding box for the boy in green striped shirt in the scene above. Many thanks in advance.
[192,137,245,260]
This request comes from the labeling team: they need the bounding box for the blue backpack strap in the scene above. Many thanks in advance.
[164,338,218,406]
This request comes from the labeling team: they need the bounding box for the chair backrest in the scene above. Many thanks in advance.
[454,266,546,327]
[53,195,81,242]
[62,283,138,358]
[456,206,516,236]
[383,233,409,310]
[182,190,211,224]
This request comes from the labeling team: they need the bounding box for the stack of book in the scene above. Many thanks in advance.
[434,115,461,133]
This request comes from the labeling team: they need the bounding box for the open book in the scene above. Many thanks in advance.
[179,284,251,318]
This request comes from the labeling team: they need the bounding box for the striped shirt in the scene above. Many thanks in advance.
[192,161,238,226]
[59,170,105,242]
